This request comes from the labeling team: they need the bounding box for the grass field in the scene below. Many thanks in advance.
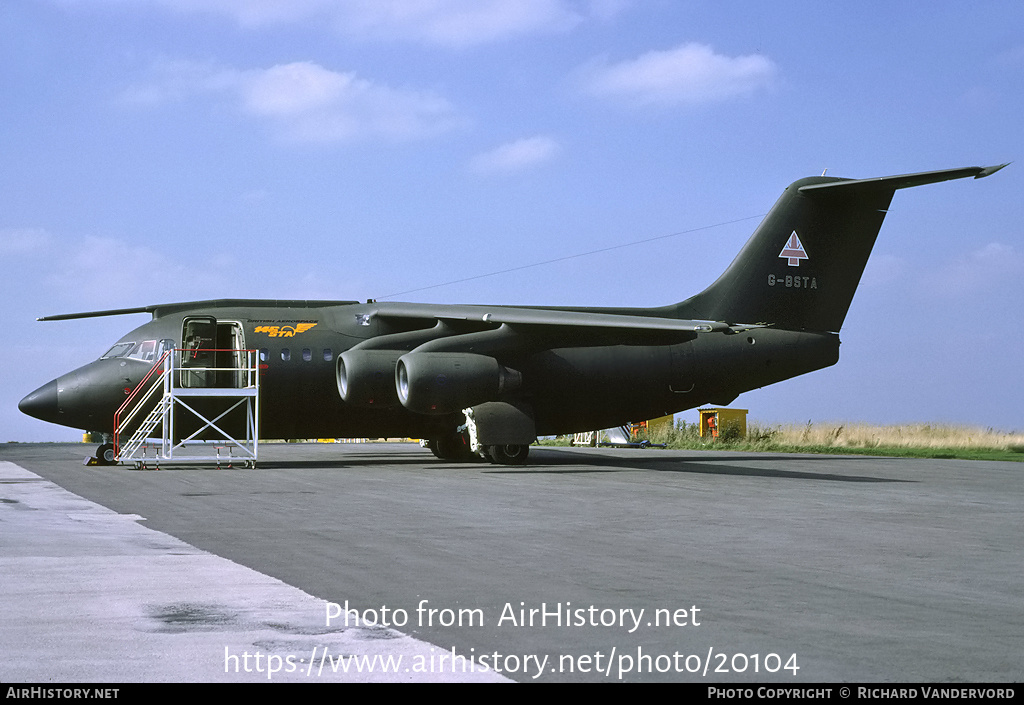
[549,421,1024,463]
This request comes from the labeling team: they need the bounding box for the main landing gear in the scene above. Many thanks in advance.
[428,431,477,462]
[483,443,530,465]
[427,402,535,466]
[427,432,531,466]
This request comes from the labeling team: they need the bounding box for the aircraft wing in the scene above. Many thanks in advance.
[367,302,753,347]
[378,301,729,332]
[37,299,360,321]
[372,302,730,332]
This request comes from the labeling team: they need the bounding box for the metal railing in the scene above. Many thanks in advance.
[113,349,260,468]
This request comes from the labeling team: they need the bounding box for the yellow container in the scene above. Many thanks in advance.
[628,415,674,438]
[699,408,748,439]
[647,415,674,433]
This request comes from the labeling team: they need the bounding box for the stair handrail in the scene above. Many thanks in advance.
[113,350,171,457]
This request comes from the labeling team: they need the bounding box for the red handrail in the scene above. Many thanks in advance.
[112,349,258,457]
[113,350,171,455]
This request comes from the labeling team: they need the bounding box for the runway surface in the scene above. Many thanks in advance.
[2,442,1021,683]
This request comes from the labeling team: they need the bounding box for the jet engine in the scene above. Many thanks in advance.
[395,352,521,415]
[337,349,404,407]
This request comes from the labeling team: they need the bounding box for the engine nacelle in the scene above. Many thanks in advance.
[337,349,404,408]
[396,352,521,415]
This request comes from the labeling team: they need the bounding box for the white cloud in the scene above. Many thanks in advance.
[125,60,462,143]
[239,62,461,142]
[469,136,561,174]
[582,43,778,106]
[105,0,624,46]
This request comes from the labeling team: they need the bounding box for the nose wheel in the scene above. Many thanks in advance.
[95,443,117,466]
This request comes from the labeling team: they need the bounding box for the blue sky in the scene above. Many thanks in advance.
[3,1,1022,441]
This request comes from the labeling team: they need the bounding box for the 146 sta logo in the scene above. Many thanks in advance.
[254,323,318,338]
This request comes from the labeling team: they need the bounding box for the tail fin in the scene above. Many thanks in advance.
[672,165,1007,332]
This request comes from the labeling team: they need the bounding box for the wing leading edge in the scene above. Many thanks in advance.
[369,302,733,333]
[37,299,360,321]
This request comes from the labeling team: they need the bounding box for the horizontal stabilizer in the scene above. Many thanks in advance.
[798,164,1009,197]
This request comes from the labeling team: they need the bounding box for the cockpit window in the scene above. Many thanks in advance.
[128,340,158,362]
[101,343,134,359]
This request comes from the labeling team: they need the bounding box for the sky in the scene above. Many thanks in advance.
[2,0,1022,442]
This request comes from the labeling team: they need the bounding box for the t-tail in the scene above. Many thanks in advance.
[671,165,1007,332]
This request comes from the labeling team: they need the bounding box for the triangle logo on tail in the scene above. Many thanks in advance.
[779,231,809,267]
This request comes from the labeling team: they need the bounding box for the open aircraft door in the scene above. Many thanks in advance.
[181,317,218,388]
[181,317,246,388]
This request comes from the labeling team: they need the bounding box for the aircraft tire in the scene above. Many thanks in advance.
[430,433,476,462]
[428,441,448,460]
[485,444,529,466]
[95,444,116,466]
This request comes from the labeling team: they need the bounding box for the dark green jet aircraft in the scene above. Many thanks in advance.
[20,165,1006,465]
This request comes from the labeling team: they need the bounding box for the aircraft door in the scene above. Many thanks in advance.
[181,317,217,388]
[218,322,246,388]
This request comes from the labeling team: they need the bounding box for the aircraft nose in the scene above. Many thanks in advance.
[18,379,60,424]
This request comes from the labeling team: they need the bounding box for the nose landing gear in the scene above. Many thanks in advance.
[95,443,117,465]
[83,434,117,467]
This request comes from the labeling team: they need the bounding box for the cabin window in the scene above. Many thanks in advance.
[281,348,290,362]
[260,349,268,362]
[302,348,312,362]
[323,348,333,362]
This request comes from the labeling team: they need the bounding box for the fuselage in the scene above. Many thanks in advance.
[19,301,839,440]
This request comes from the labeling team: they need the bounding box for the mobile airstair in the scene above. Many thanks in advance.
[113,348,260,468]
